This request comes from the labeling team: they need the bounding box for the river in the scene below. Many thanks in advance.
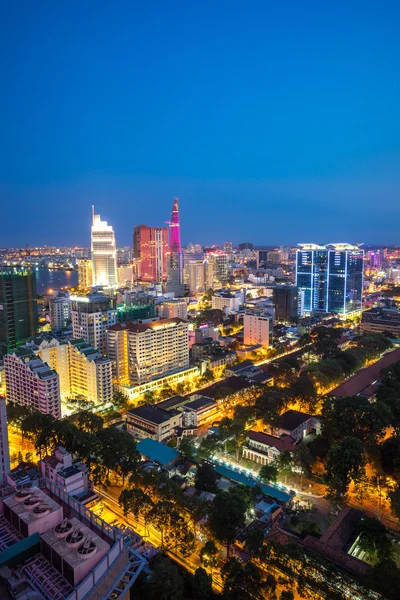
[35,269,78,294]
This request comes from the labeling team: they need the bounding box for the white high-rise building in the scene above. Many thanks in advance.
[91,206,118,287]
[49,295,72,330]
[243,313,272,347]
[71,291,118,354]
[0,398,10,485]
[107,318,189,385]
[188,259,215,295]
[4,348,61,418]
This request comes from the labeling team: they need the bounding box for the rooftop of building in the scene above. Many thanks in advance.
[247,431,296,452]
[127,404,178,424]
[329,347,400,398]
[278,409,316,431]
[183,396,216,411]
[199,376,253,399]
[156,395,187,411]
[108,317,186,333]
[136,438,180,466]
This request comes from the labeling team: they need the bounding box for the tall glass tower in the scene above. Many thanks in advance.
[0,268,38,356]
[91,206,118,287]
[296,243,364,317]
[166,198,184,296]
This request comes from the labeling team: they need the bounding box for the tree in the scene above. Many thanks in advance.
[66,409,104,432]
[222,559,264,600]
[6,401,33,429]
[290,375,317,412]
[356,516,392,561]
[193,567,213,600]
[143,390,156,404]
[21,411,56,458]
[244,526,265,557]
[276,450,294,484]
[118,487,153,532]
[112,390,127,409]
[388,486,400,522]
[293,442,314,489]
[147,556,185,600]
[259,463,278,483]
[179,436,196,461]
[158,385,176,400]
[148,501,195,556]
[197,435,221,460]
[325,436,366,500]
[208,488,247,556]
[321,395,391,445]
[368,559,400,600]
[280,591,294,600]
[195,463,218,493]
[200,540,219,571]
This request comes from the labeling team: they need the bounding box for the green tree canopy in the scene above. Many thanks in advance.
[195,463,218,493]
[208,488,247,555]
[325,436,366,500]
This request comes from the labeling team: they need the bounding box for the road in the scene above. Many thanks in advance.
[93,487,223,591]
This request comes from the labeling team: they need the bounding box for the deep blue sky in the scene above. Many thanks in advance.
[1,1,399,247]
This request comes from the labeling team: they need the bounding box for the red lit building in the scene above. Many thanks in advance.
[133,225,169,282]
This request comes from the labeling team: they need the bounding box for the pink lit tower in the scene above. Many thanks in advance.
[165,197,185,296]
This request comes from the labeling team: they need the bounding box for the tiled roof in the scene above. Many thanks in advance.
[278,409,315,432]
[330,348,400,398]
[247,431,296,452]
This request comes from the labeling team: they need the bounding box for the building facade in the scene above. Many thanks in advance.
[39,446,93,502]
[77,259,93,288]
[71,291,118,354]
[107,318,189,385]
[4,348,61,418]
[273,285,299,322]
[0,268,38,356]
[242,431,296,465]
[156,298,188,320]
[133,225,169,282]
[49,295,72,330]
[0,398,10,485]
[91,207,118,287]
[165,197,185,296]
[296,243,364,317]
[127,405,181,442]
[243,313,272,347]
[211,291,242,315]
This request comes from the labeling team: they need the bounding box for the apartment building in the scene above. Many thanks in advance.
[107,318,189,385]
[49,295,72,330]
[156,298,188,320]
[243,312,272,347]
[71,290,118,354]
[211,291,242,315]
[361,307,400,337]
[4,347,61,418]
[22,335,113,405]
[0,397,10,485]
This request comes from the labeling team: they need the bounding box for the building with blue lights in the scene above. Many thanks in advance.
[296,243,364,317]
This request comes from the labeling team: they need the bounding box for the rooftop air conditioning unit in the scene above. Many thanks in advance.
[33,504,52,518]
[77,537,97,559]
[23,496,41,510]
[15,490,34,502]
[66,528,84,548]
[55,518,73,538]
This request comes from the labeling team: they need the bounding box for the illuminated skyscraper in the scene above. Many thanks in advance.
[133,225,168,282]
[166,198,184,295]
[91,206,118,287]
[296,243,364,317]
[0,268,38,357]
[0,398,10,485]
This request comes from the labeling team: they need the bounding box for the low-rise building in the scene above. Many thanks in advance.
[127,404,182,442]
[275,410,320,442]
[361,307,400,337]
[211,291,242,315]
[181,395,219,428]
[242,431,296,465]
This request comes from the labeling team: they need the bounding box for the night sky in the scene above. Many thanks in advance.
[1,1,399,247]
